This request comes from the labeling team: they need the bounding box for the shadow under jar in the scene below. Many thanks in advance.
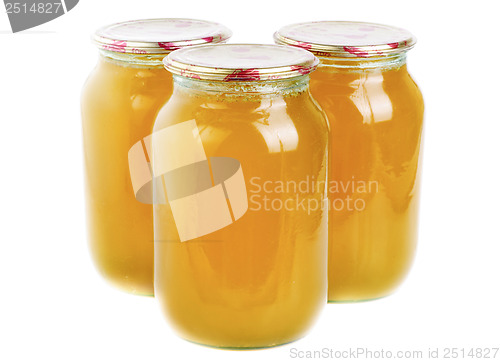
[152,44,329,348]
[275,21,425,302]
[81,18,231,296]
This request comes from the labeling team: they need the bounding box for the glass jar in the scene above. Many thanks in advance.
[150,44,328,348]
[275,21,425,302]
[81,18,232,296]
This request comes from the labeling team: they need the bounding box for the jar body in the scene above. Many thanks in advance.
[81,54,173,295]
[309,58,424,302]
[153,77,328,348]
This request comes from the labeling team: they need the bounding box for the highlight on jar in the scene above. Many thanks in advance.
[81,18,232,296]
[137,43,329,348]
[275,21,425,303]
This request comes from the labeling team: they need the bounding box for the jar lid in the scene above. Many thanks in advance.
[274,21,416,58]
[164,44,319,81]
[93,18,232,54]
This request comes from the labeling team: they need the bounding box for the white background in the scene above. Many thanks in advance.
[1,1,499,361]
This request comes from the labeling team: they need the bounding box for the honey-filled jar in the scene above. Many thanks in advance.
[81,19,232,296]
[275,22,424,302]
[150,44,328,348]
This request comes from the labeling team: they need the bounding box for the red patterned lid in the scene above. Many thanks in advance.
[93,18,232,54]
[274,21,416,58]
[164,44,319,81]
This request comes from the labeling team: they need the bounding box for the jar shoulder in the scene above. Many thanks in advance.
[81,59,174,124]
[82,59,172,102]
[312,66,421,97]
[310,67,424,125]
[153,91,329,156]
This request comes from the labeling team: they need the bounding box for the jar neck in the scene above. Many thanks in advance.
[317,53,407,72]
[172,74,310,98]
[98,49,167,68]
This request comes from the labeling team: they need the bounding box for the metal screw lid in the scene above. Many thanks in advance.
[164,43,319,81]
[274,21,416,58]
[94,18,232,54]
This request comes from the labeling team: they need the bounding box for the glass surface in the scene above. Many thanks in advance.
[309,57,424,302]
[81,56,173,295]
[153,77,328,348]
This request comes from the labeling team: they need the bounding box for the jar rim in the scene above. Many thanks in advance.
[93,18,232,55]
[274,21,416,58]
[164,44,319,81]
